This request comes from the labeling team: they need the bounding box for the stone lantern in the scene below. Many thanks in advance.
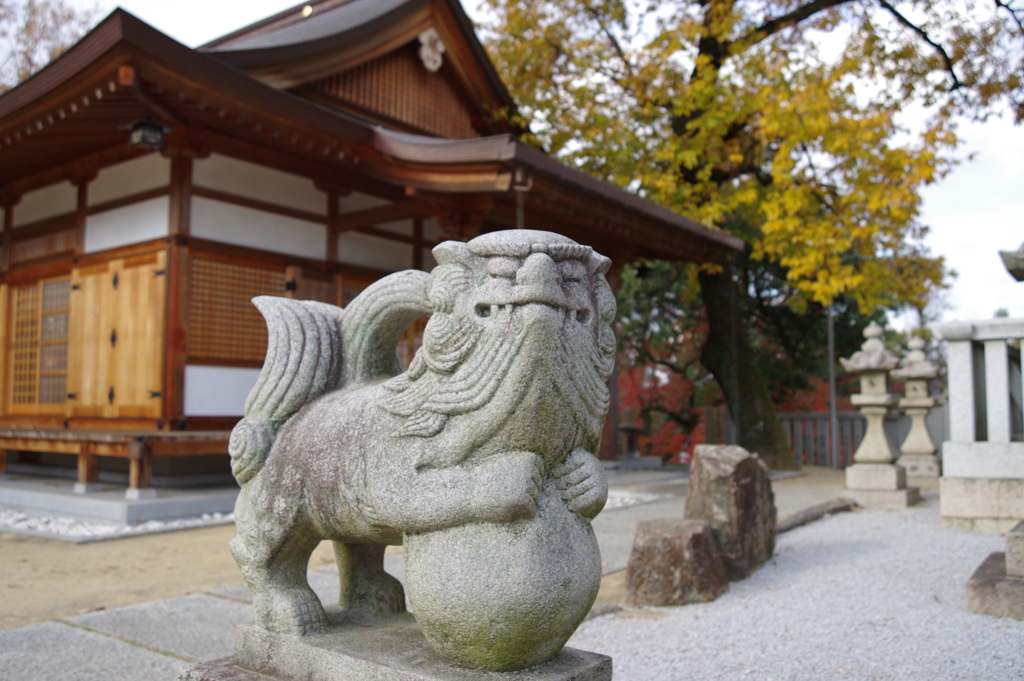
[891,336,941,477]
[839,321,920,509]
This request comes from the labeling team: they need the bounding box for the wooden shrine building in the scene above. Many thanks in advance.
[0,0,742,494]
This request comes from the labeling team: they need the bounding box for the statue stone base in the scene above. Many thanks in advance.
[845,464,919,510]
[179,616,612,681]
[895,453,940,477]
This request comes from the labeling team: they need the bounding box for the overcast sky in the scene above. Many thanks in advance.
[70,1,1024,326]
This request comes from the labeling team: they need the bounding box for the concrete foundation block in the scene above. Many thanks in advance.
[184,617,613,681]
[895,454,940,478]
[966,552,1024,621]
[845,487,920,510]
[1007,521,1024,578]
[125,488,158,500]
[940,478,1024,533]
[73,482,103,494]
[845,464,906,491]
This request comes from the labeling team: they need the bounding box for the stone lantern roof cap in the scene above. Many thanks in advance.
[839,321,899,373]
[890,335,941,379]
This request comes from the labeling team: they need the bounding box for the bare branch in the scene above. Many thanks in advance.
[993,0,1024,35]
[878,0,962,90]
[740,0,858,47]
[582,5,635,78]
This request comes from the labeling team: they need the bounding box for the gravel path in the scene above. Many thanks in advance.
[568,493,1023,681]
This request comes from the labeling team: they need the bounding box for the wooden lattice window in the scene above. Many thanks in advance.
[189,258,287,364]
[10,277,71,407]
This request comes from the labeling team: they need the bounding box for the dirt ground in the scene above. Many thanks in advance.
[0,526,338,631]
[1,466,914,632]
[0,525,629,632]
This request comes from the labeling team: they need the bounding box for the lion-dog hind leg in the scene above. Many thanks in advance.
[230,486,328,635]
[334,542,406,619]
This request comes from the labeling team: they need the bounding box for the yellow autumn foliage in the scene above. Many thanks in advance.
[483,0,1023,311]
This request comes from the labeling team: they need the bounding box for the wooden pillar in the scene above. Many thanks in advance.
[164,154,193,427]
[0,449,8,476]
[127,440,152,490]
[75,442,100,492]
[412,217,424,270]
[0,197,16,271]
[326,191,339,263]
[70,171,95,255]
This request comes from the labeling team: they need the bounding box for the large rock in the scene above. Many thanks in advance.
[684,444,776,580]
[626,519,728,606]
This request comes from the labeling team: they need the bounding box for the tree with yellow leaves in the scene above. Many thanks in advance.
[484,0,1022,468]
[0,0,97,92]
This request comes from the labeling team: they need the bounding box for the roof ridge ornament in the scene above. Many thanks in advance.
[418,27,445,73]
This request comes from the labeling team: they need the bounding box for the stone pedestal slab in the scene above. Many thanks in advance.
[845,464,906,490]
[966,553,1024,621]
[1007,520,1024,578]
[940,477,1024,532]
[895,454,940,478]
[845,487,920,511]
[180,616,612,681]
[626,519,728,606]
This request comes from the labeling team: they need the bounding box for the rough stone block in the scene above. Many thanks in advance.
[684,444,776,580]
[1007,520,1024,578]
[895,454,940,478]
[845,463,906,490]
[966,552,1024,621]
[626,519,728,606]
[182,616,612,681]
[845,487,920,510]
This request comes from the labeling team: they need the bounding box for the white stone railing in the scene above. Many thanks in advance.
[937,317,1024,532]
[935,318,1024,479]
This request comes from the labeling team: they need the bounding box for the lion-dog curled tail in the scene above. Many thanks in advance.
[228,270,432,484]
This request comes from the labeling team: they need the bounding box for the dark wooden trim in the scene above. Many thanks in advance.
[192,185,327,225]
[168,155,192,237]
[185,357,263,368]
[336,199,433,232]
[357,224,437,249]
[412,217,423,270]
[164,243,188,421]
[3,143,149,201]
[87,186,171,217]
[326,191,338,262]
[202,129,404,202]
[74,180,87,254]
[1,207,13,271]
[8,212,76,240]
[0,238,167,283]
[188,238,300,271]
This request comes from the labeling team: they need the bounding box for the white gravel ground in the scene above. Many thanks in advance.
[0,509,234,542]
[569,493,1023,681]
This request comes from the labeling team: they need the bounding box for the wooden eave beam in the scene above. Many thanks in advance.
[335,199,434,232]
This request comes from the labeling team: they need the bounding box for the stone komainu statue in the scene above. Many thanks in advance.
[228,230,616,671]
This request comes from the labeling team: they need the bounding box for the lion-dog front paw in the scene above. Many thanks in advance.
[468,450,544,523]
[552,448,607,519]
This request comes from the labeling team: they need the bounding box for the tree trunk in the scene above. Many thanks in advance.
[698,267,799,470]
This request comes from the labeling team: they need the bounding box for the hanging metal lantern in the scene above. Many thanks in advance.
[128,119,165,151]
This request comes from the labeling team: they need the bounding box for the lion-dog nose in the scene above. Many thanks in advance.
[514,252,566,309]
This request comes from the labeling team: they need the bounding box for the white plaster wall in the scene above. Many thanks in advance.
[183,365,261,416]
[14,181,76,227]
[191,196,327,261]
[337,231,411,272]
[193,154,326,214]
[89,154,171,206]
[84,196,169,254]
